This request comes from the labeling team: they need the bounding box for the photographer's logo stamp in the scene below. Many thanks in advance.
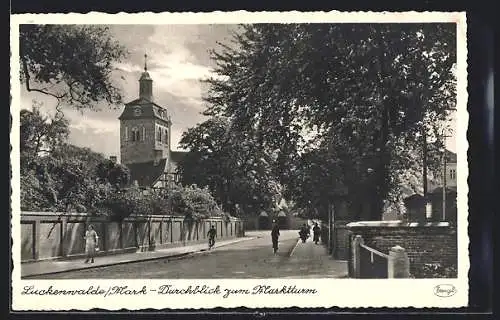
[433,284,457,297]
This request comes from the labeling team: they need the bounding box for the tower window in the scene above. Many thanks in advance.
[124,127,129,141]
[142,126,146,141]
[131,127,140,142]
[163,127,168,143]
[157,126,162,142]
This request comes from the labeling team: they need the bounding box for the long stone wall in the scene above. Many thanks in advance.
[21,212,244,263]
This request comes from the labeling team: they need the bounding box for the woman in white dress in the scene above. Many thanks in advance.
[84,224,99,263]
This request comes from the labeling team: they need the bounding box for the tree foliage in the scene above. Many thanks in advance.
[178,117,281,216]
[20,104,69,161]
[98,187,159,220]
[19,24,128,110]
[96,159,131,189]
[20,107,130,212]
[187,23,456,220]
[99,185,225,221]
[169,184,224,220]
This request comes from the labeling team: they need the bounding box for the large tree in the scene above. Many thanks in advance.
[178,117,281,216]
[19,24,127,110]
[200,23,456,220]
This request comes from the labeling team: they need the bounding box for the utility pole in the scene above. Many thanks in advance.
[441,132,452,221]
[422,124,432,221]
[422,128,428,197]
[442,149,447,221]
[328,202,332,254]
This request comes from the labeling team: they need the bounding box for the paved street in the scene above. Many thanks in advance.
[28,230,347,279]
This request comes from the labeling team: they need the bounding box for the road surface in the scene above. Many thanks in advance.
[30,230,347,279]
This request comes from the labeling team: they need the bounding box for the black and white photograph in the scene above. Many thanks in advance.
[10,11,468,309]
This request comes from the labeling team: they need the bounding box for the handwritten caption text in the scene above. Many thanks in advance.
[21,284,318,299]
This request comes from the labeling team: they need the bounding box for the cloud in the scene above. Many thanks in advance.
[114,61,143,74]
[69,128,119,158]
[70,117,119,135]
[148,63,211,99]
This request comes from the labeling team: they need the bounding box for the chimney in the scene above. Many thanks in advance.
[110,156,117,164]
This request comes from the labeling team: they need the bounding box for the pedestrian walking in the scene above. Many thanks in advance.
[271,220,280,254]
[313,223,321,245]
[84,224,99,263]
[299,223,309,243]
[207,225,217,250]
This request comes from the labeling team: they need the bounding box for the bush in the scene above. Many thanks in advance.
[98,184,226,221]
[169,184,224,221]
[98,187,164,220]
[411,263,458,278]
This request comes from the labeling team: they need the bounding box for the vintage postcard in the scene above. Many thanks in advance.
[10,11,468,310]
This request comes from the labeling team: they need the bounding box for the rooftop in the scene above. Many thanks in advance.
[139,71,152,81]
[118,99,170,122]
[126,158,168,187]
[170,150,188,164]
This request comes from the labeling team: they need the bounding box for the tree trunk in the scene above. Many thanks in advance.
[368,30,391,222]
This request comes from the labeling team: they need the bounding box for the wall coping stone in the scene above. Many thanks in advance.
[346,220,450,228]
[390,245,406,252]
[21,212,239,222]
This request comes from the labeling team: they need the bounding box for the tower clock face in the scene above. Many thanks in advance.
[134,107,141,117]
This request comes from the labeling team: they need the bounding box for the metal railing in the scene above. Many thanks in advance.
[350,234,410,279]
[360,243,390,261]
[359,243,389,278]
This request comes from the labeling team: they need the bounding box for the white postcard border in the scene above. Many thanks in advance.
[10,11,469,310]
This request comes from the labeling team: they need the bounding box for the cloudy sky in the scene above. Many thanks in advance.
[20,24,457,161]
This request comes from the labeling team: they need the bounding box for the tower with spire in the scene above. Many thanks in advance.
[118,54,181,188]
[139,54,153,101]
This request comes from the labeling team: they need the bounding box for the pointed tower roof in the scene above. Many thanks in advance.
[119,53,169,122]
[139,53,152,81]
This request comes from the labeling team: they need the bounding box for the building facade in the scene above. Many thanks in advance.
[403,149,458,223]
[118,57,186,188]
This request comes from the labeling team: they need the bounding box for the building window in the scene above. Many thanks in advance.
[124,127,129,141]
[174,173,181,183]
[142,126,146,141]
[156,124,168,143]
[131,127,140,142]
[156,126,162,142]
[449,169,456,180]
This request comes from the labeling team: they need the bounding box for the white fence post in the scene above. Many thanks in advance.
[388,245,410,278]
[352,235,364,278]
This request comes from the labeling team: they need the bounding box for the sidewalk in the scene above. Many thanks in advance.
[21,236,256,278]
[287,238,348,278]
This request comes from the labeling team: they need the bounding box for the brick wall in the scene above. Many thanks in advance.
[333,221,351,260]
[346,221,457,277]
